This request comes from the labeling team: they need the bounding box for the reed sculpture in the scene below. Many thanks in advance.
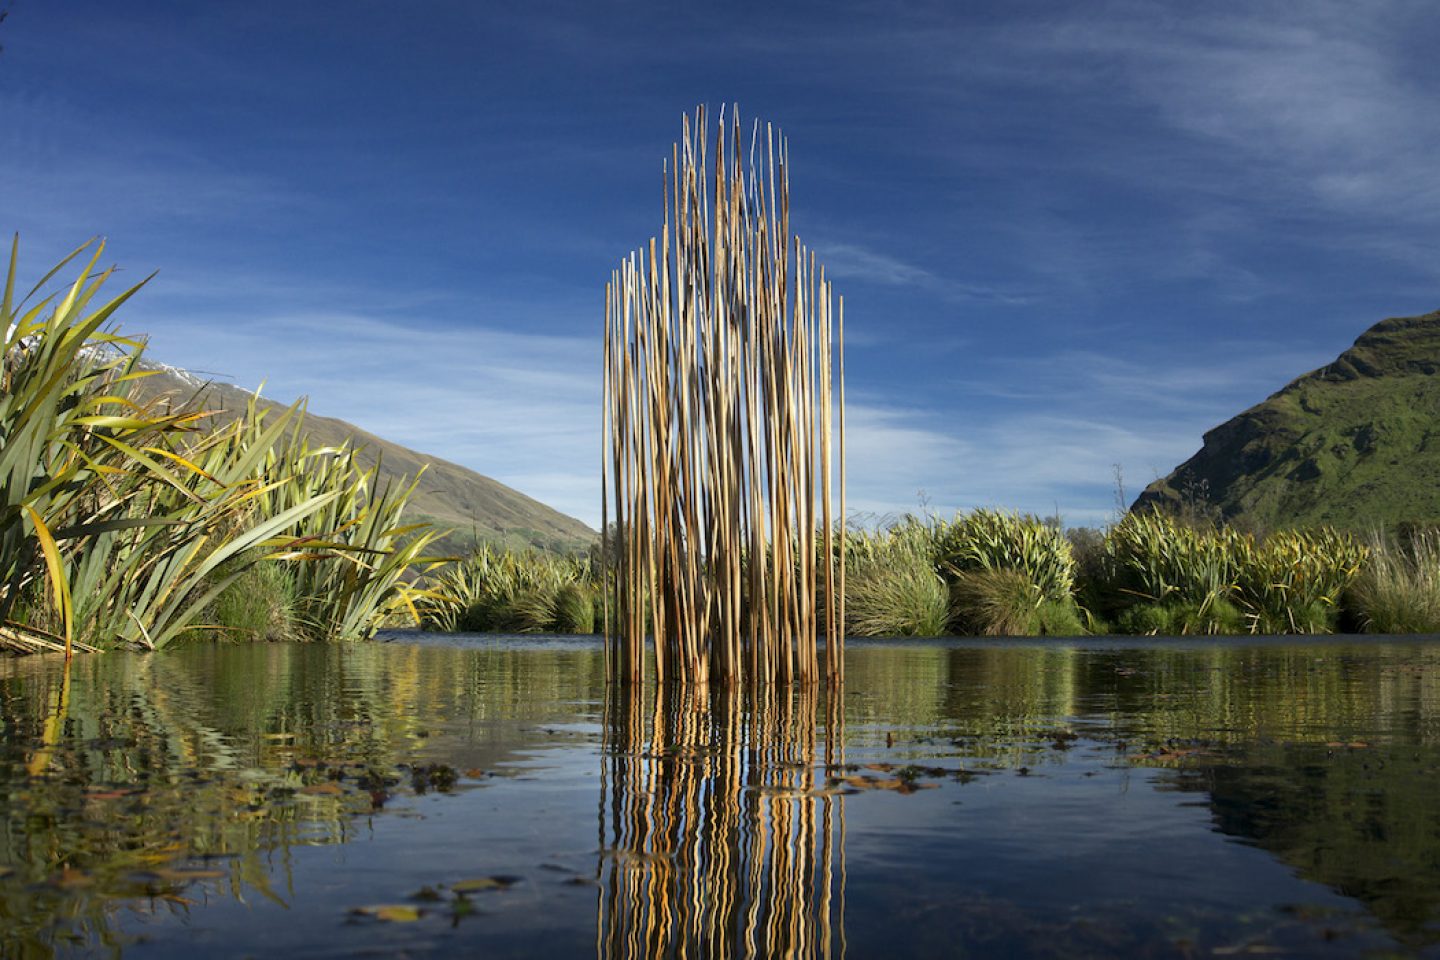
[603,107,846,686]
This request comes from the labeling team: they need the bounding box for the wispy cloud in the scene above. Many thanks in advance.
[820,241,1031,305]
[126,304,601,526]
[1010,3,1440,244]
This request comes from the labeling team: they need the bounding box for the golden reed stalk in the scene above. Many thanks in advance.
[603,107,846,687]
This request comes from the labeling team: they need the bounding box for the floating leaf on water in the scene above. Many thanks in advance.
[352,904,425,923]
[409,886,445,902]
[838,775,936,794]
[451,875,520,894]
[299,782,345,796]
[152,867,227,882]
[84,786,138,800]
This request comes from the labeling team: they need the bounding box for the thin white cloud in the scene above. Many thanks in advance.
[1015,3,1440,228]
[820,241,1032,305]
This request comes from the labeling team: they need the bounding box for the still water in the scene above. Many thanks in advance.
[2,635,1439,958]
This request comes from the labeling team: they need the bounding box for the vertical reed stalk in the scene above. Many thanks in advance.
[603,108,846,687]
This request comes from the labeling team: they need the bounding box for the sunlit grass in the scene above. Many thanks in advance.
[1348,530,1440,633]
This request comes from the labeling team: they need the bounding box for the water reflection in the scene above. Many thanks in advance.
[0,639,1439,957]
[0,643,605,957]
[599,685,847,959]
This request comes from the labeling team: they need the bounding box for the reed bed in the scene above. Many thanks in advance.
[603,108,845,686]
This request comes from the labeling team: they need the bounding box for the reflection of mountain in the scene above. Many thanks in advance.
[598,686,847,959]
[1185,747,1440,948]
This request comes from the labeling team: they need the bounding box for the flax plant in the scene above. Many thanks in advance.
[1102,513,1246,634]
[1234,528,1366,633]
[0,237,438,652]
[0,239,331,652]
[251,415,444,641]
[936,510,1076,602]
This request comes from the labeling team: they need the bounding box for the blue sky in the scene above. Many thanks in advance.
[5,1,1439,528]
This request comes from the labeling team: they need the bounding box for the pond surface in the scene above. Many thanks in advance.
[3,635,1440,958]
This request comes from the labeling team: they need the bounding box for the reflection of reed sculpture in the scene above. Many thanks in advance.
[598,685,846,959]
[602,107,846,686]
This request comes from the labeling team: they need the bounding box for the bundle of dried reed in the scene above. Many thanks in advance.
[603,107,846,686]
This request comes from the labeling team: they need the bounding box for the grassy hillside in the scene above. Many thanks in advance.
[1134,310,1440,531]
[136,365,596,555]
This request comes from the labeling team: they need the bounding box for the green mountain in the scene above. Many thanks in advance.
[1134,309,1440,531]
[136,363,596,555]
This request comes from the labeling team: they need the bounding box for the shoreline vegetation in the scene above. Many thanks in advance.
[6,237,1440,656]
[414,513,1440,639]
[0,237,442,656]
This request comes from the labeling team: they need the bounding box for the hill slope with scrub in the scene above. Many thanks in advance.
[135,364,595,555]
[1134,309,1440,531]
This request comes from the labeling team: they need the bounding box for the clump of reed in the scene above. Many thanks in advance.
[603,107,845,686]
[0,237,439,655]
[419,547,596,634]
[1347,529,1440,633]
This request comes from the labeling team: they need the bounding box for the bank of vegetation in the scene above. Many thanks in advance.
[0,239,440,656]
[417,511,1440,639]
[9,239,1440,653]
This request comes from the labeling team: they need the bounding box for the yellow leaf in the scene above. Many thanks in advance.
[353,904,424,922]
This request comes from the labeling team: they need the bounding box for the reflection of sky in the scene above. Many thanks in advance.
[9,3,1440,527]
[5,640,1439,954]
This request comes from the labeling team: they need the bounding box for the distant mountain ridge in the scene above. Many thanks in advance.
[1134,309,1440,531]
[133,362,596,555]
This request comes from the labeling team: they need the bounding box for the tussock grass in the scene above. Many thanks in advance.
[1348,531,1440,633]
[845,561,949,638]
[419,547,595,634]
[950,568,1087,637]
[832,520,945,638]
[211,559,299,642]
